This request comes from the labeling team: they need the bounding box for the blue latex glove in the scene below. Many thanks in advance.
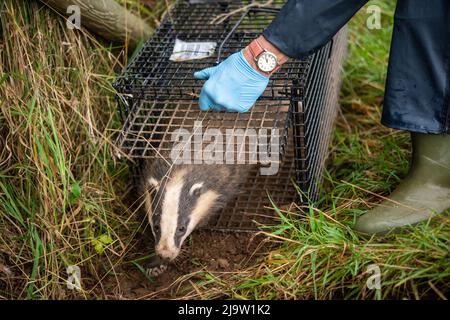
[194,50,269,112]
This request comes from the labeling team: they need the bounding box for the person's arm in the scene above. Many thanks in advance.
[195,0,370,112]
[263,0,369,59]
[244,0,370,76]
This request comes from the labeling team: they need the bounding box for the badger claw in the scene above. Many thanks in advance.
[146,264,167,277]
[145,256,167,277]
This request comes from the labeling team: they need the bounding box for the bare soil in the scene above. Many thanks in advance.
[101,231,271,299]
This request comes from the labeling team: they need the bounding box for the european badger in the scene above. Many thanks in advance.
[141,158,251,262]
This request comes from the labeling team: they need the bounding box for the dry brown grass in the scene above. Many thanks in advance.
[0,0,147,299]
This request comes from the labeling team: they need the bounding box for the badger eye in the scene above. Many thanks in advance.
[178,226,186,233]
[153,225,160,233]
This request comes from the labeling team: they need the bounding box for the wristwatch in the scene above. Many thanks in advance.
[248,39,285,74]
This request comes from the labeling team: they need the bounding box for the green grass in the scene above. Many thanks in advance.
[0,0,141,299]
[0,0,448,300]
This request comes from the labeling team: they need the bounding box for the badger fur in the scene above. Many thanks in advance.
[140,158,252,262]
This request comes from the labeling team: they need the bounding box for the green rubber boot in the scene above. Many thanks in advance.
[354,133,450,235]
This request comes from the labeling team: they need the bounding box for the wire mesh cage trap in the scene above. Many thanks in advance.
[113,0,348,231]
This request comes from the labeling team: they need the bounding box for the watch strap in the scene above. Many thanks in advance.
[248,39,265,61]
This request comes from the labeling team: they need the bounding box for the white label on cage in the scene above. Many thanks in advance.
[169,39,217,62]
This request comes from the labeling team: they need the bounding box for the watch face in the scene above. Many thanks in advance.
[257,52,278,72]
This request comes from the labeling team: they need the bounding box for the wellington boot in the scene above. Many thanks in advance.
[354,133,450,235]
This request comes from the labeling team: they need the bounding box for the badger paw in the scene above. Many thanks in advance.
[144,255,167,277]
[146,264,167,277]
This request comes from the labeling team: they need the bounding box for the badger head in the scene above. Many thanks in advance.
[143,162,223,261]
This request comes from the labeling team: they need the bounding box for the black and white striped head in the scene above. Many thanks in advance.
[143,163,223,261]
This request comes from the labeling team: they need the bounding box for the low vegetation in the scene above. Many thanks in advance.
[0,0,448,299]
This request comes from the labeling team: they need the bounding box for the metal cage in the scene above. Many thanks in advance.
[114,0,347,231]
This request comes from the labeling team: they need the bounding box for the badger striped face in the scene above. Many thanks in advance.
[145,167,220,261]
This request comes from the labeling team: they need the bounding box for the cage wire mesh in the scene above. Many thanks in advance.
[114,0,348,231]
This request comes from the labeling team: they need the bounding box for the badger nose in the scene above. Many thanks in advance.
[157,251,174,261]
[156,243,168,253]
[155,244,178,261]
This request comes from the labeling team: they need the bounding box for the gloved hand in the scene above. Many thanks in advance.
[194,50,269,112]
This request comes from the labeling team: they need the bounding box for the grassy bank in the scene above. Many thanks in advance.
[0,0,448,299]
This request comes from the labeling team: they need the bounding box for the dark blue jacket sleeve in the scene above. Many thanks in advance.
[263,0,369,58]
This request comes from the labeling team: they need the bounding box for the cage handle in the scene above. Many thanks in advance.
[216,7,281,64]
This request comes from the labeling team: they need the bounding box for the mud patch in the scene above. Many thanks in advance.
[101,231,271,299]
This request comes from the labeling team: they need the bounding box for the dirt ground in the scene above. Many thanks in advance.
[100,231,270,299]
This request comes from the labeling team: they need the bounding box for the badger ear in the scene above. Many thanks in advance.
[189,182,204,197]
[147,177,160,190]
